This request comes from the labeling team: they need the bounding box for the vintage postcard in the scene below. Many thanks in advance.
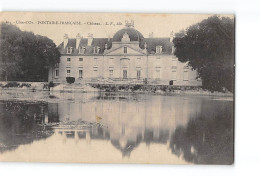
[0,12,234,164]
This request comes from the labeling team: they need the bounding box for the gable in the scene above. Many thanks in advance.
[105,45,146,56]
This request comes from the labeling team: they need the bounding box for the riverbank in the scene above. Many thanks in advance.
[89,84,233,97]
[0,81,233,97]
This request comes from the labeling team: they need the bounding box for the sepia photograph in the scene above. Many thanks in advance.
[0,12,234,165]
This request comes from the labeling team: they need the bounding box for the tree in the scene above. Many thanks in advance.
[173,16,235,92]
[0,23,60,81]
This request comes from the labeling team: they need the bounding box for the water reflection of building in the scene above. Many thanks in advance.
[48,93,202,157]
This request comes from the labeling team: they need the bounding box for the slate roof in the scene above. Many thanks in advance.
[58,38,112,55]
[112,27,144,42]
[58,28,174,55]
[141,38,174,54]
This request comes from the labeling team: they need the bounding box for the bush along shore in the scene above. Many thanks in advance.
[0,81,233,97]
[89,84,233,97]
[0,81,49,91]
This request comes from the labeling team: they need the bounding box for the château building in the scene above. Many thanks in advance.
[48,23,201,86]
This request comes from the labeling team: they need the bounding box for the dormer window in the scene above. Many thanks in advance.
[67,47,74,54]
[156,45,162,54]
[172,46,175,54]
[93,46,100,54]
[124,47,127,54]
[79,47,86,54]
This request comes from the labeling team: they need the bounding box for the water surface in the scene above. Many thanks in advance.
[0,91,234,164]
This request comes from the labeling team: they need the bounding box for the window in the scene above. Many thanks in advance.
[183,70,189,81]
[66,58,71,67]
[94,58,98,65]
[124,47,127,54]
[172,56,177,61]
[79,58,83,61]
[93,69,98,77]
[79,47,86,54]
[79,70,83,78]
[67,47,73,54]
[136,58,141,66]
[172,46,175,54]
[93,46,100,54]
[156,70,161,79]
[123,70,127,79]
[67,70,71,77]
[156,46,162,53]
[109,70,113,77]
[172,70,177,80]
[55,69,59,78]
[137,70,141,80]
[109,58,114,65]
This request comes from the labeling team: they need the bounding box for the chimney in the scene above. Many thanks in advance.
[170,31,174,42]
[76,33,81,49]
[149,32,153,38]
[87,33,93,46]
[63,34,69,49]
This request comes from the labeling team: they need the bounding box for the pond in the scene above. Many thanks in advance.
[0,90,234,164]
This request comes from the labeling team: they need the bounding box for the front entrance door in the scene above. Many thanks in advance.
[123,70,127,79]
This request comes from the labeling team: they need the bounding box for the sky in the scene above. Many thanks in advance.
[0,12,233,45]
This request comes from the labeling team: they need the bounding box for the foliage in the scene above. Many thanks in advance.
[0,23,60,81]
[3,82,20,88]
[170,103,234,164]
[173,16,234,92]
[66,77,75,84]
[48,81,54,87]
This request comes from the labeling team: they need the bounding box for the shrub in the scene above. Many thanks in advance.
[3,82,19,88]
[66,77,75,84]
[143,78,148,85]
[48,81,54,88]
[20,83,31,88]
[132,85,142,91]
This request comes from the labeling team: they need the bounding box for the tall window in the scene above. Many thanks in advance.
[183,70,189,81]
[109,58,114,66]
[55,69,59,78]
[156,70,160,79]
[124,47,127,54]
[79,47,86,54]
[67,70,70,77]
[137,70,141,80]
[79,70,83,78]
[66,58,71,67]
[172,46,175,54]
[93,70,98,77]
[94,58,98,65]
[67,47,73,54]
[172,70,177,80]
[136,58,141,66]
[109,70,113,77]
[93,46,100,54]
[123,70,127,79]
[156,46,162,53]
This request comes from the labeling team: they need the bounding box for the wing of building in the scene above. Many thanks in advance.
[48,26,202,86]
